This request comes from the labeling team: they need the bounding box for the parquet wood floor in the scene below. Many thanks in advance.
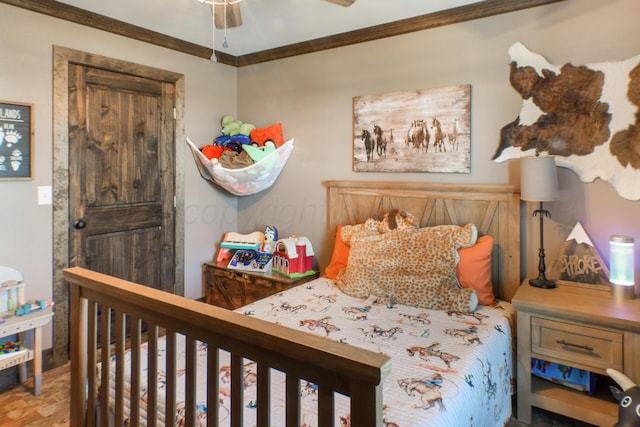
[0,361,597,427]
[0,363,70,427]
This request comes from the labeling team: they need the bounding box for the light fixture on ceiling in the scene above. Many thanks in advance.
[198,0,243,61]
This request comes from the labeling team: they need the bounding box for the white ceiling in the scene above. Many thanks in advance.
[56,0,484,57]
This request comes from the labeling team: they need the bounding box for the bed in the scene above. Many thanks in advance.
[65,180,521,427]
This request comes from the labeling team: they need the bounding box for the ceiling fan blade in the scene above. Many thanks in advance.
[323,0,356,6]
[214,2,242,29]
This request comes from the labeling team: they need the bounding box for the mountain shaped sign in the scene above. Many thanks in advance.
[547,222,610,286]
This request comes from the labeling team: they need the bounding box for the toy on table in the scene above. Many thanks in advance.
[217,231,265,263]
[0,341,25,354]
[14,300,54,316]
[227,250,274,273]
[272,236,315,278]
[262,225,278,253]
[223,226,279,272]
[0,279,25,314]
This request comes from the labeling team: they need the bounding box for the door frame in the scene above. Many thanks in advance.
[52,46,185,366]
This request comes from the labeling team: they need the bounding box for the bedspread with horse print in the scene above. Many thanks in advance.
[241,278,515,426]
[99,278,514,426]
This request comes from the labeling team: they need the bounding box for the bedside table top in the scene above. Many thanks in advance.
[513,282,640,330]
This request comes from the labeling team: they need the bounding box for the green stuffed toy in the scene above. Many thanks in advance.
[221,115,255,137]
[216,115,256,152]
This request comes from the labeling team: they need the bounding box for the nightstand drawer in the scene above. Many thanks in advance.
[531,316,623,373]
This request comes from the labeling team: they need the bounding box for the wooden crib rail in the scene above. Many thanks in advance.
[65,267,391,427]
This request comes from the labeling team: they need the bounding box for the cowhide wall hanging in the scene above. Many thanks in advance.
[492,42,640,200]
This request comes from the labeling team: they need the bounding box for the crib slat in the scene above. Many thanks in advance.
[230,353,244,427]
[285,375,301,427]
[207,346,219,427]
[69,283,87,427]
[99,306,111,427]
[147,323,158,427]
[185,336,197,426]
[165,331,177,427]
[66,267,392,427]
[86,300,97,427]
[318,385,334,427]
[256,363,270,426]
[114,311,126,426]
[350,380,384,427]
[129,317,142,427]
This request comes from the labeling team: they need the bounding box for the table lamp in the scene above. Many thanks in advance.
[521,155,559,288]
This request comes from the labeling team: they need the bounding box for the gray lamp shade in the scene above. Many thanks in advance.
[520,156,559,202]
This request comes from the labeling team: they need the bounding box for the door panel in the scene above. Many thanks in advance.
[87,228,161,287]
[68,64,175,292]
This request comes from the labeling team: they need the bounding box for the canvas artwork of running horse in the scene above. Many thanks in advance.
[352,85,471,173]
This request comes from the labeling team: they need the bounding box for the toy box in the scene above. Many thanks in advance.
[272,236,315,278]
[531,358,596,394]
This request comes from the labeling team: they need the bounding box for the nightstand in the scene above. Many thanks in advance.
[513,282,640,426]
[203,261,318,310]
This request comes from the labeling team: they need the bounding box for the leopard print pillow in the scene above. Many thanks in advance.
[339,209,419,244]
[336,223,478,312]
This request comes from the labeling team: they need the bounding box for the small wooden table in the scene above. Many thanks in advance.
[203,261,318,310]
[0,310,54,395]
[513,281,640,426]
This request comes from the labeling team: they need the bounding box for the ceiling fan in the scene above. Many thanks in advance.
[199,0,357,30]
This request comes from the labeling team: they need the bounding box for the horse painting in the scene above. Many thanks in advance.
[432,118,446,152]
[361,129,375,161]
[373,124,387,157]
[447,118,459,151]
[407,120,428,152]
[353,84,470,172]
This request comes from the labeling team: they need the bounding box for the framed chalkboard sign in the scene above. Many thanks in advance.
[0,101,33,180]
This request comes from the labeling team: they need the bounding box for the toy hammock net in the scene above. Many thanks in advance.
[186,138,294,196]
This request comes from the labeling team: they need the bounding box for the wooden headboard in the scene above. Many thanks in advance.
[323,181,521,302]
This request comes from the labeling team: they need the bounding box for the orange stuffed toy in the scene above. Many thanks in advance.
[250,122,284,148]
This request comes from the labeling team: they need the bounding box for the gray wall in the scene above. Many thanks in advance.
[237,0,640,287]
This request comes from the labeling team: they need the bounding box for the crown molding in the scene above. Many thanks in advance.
[1,0,566,68]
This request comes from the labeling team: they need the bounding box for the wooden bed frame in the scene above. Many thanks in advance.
[65,181,520,427]
[324,181,521,301]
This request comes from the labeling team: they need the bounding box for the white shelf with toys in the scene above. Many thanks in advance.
[0,276,54,395]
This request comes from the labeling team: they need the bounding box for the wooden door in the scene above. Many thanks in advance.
[68,64,176,293]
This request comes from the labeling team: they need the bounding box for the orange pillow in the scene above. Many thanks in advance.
[457,235,495,305]
[323,225,351,280]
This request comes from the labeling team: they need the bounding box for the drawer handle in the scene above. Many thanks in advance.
[556,340,594,352]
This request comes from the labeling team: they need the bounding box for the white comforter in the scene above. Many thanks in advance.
[103,277,514,426]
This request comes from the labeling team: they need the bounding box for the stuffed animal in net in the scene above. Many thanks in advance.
[200,115,257,160]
